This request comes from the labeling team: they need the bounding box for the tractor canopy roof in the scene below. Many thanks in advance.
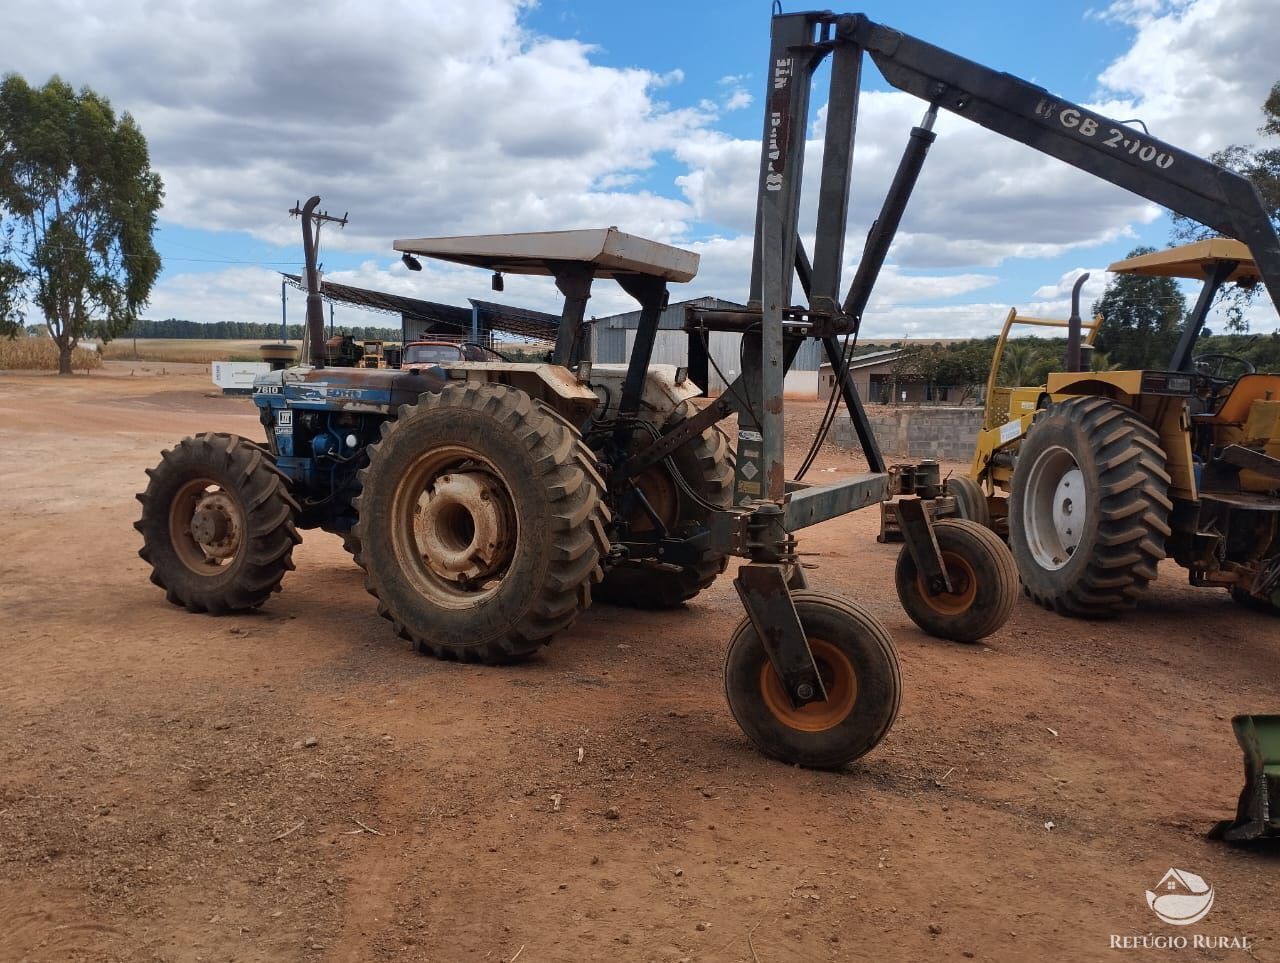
[1108,238,1259,285]
[393,227,699,283]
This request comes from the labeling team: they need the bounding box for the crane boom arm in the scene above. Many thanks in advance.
[840,14,1280,311]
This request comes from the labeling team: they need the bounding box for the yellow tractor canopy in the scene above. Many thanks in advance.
[1108,238,1260,284]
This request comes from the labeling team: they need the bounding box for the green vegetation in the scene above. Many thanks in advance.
[0,74,163,373]
[889,339,997,402]
[1091,246,1187,369]
[124,317,403,341]
[885,327,1280,400]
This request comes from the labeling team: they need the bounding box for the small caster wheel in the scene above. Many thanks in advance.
[945,474,990,528]
[895,518,1017,643]
[724,591,901,769]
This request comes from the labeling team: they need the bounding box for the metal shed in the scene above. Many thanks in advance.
[589,296,823,393]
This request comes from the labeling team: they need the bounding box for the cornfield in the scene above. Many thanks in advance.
[0,338,104,372]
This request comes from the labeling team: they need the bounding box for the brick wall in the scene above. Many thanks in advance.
[834,406,984,461]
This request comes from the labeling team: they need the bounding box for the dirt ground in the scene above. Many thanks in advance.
[2,362,1278,963]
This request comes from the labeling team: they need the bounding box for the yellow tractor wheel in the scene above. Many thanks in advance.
[1009,396,1171,617]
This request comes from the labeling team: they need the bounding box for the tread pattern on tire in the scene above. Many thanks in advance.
[339,531,363,563]
[947,475,991,529]
[724,589,901,769]
[894,518,1017,643]
[596,421,735,608]
[352,383,610,663]
[1011,396,1171,617]
[135,432,301,614]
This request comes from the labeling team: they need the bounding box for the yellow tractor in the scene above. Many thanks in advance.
[965,238,1280,617]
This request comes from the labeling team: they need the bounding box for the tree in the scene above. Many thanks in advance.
[1170,81,1279,332]
[1092,246,1187,369]
[0,75,163,373]
[889,340,994,403]
[998,341,1039,386]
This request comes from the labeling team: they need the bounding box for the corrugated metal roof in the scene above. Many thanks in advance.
[281,274,558,340]
[818,348,906,371]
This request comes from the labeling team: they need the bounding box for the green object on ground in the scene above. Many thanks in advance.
[1209,714,1280,843]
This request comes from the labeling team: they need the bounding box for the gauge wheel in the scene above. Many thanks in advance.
[354,383,610,663]
[1009,396,1171,617]
[724,591,901,769]
[946,474,991,528]
[895,518,1017,642]
[136,432,300,613]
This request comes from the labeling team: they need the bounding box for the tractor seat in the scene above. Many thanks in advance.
[1191,373,1280,425]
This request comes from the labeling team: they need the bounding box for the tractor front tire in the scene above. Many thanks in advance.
[135,432,300,614]
[895,518,1017,643]
[596,416,735,609]
[1009,396,1171,618]
[354,383,610,663]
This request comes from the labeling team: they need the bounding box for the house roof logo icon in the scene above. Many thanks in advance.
[1146,868,1215,926]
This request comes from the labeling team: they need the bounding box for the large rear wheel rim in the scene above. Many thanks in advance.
[168,477,246,576]
[757,638,859,733]
[1022,445,1085,570]
[391,444,519,608]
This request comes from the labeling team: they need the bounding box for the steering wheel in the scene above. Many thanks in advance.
[1192,352,1255,389]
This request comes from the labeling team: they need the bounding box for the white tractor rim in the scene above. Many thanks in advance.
[1022,445,1086,571]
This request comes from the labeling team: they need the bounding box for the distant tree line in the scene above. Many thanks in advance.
[114,318,403,341]
[887,327,1280,402]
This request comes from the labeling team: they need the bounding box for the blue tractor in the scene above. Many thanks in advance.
[136,223,736,665]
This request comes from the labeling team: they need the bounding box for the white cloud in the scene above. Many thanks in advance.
[1091,0,1276,157]
[5,0,711,251]
[147,267,301,326]
[8,0,1273,338]
[1031,269,1111,305]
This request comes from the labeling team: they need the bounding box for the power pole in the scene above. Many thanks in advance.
[289,197,347,366]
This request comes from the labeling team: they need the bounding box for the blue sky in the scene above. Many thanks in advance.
[10,0,1277,337]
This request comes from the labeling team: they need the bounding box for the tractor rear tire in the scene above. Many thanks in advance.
[596,416,735,609]
[135,432,300,614]
[894,518,1017,643]
[353,383,610,663]
[724,591,901,769]
[946,475,991,529]
[341,532,362,558]
[1009,396,1171,618]
[320,527,362,563]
